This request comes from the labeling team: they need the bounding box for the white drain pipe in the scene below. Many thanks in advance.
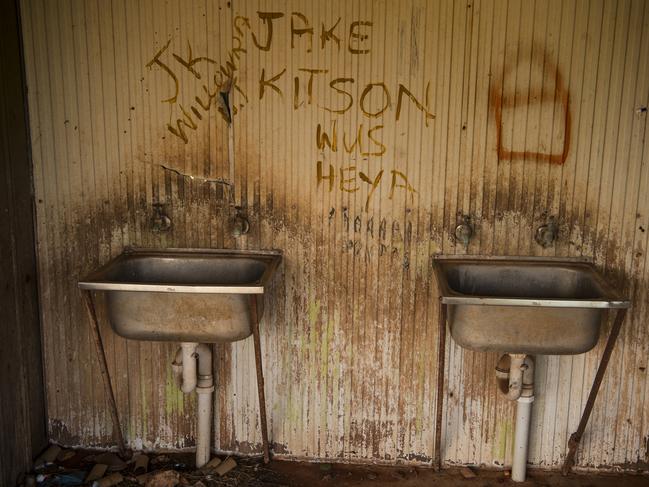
[512,396,534,481]
[176,343,198,393]
[496,354,535,482]
[172,343,214,468]
[194,344,214,468]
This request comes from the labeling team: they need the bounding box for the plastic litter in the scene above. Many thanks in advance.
[37,470,85,486]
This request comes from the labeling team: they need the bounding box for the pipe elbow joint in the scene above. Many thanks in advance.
[195,344,213,388]
[506,354,526,401]
[505,383,523,401]
[520,356,535,398]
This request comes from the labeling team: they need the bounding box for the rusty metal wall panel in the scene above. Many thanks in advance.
[21,0,649,471]
[0,1,47,484]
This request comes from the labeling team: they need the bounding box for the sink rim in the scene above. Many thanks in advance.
[433,255,630,309]
[78,247,282,294]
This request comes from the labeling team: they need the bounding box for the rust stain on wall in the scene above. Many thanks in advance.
[491,43,571,165]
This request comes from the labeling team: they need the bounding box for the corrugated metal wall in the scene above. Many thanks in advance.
[21,0,649,471]
[0,1,47,484]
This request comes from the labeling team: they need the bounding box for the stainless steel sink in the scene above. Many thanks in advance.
[433,256,630,355]
[79,248,282,343]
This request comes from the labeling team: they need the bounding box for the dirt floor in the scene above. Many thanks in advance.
[270,460,649,486]
[24,447,649,487]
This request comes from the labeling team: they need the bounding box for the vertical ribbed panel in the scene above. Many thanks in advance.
[21,0,649,470]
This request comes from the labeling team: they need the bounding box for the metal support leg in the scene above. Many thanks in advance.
[561,308,628,475]
[250,296,271,463]
[81,291,127,457]
[434,300,447,471]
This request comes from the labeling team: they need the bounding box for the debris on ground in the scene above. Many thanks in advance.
[133,453,149,475]
[86,464,108,482]
[33,445,61,469]
[390,469,406,480]
[56,450,76,463]
[92,472,124,487]
[91,452,127,472]
[144,470,179,487]
[213,457,237,476]
[459,466,477,479]
[199,457,222,472]
[36,470,85,486]
[22,446,289,487]
[19,447,649,487]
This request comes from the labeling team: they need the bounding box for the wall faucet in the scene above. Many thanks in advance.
[535,217,558,248]
[455,215,473,248]
[231,206,250,238]
[152,204,172,233]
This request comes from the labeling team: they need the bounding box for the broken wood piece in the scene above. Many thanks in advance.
[459,466,477,479]
[144,470,180,487]
[92,472,124,487]
[93,452,127,471]
[133,453,149,474]
[214,457,237,476]
[135,472,150,485]
[56,449,75,462]
[86,464,109,482]
[199,456,222,472]
[33,445,61,468]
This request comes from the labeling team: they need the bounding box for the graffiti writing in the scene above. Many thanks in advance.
[145,9,436,211]
[246,11,373,54]
[491,43,570,164]
[316,122,386,156]
[330,208,415,266]
[258,70,434,124]
[145,20,250,143]
[317,162,416,211]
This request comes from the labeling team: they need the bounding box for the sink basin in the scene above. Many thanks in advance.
[433,256,630,355]
[79,248,282,343]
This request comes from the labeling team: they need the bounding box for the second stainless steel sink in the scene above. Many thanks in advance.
[79,248,282,343]
[433,256,630,355]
